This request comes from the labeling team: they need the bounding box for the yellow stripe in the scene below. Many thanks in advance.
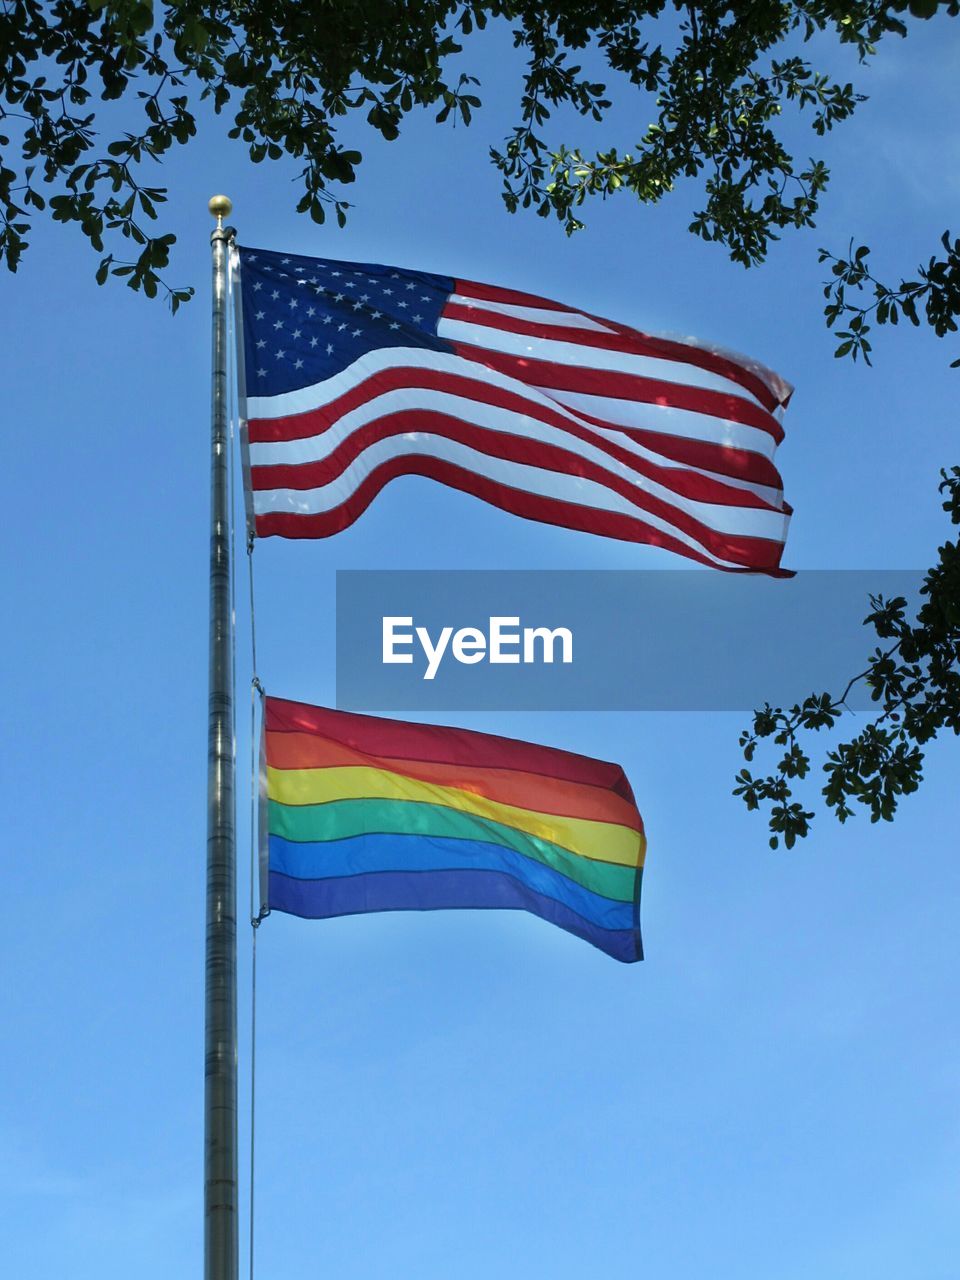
[267,765,644,868]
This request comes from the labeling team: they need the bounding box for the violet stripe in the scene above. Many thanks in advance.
[268,868,642,963]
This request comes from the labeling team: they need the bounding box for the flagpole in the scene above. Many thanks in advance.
[206,193,238,1280]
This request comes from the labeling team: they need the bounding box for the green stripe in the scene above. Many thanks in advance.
[270,798,636,903]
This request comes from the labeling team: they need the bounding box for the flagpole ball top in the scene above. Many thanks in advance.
[208,194,233,224]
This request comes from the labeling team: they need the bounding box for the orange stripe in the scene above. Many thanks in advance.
[265,730,643,832]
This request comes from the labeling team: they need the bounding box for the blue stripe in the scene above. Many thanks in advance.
[268,867,641,963]
[269,832,633,931]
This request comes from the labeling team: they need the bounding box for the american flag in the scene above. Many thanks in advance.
[235,245,792,572]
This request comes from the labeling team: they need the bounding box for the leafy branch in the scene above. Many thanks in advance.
[735,467,960,847]
[2,1,957,302]
[492,4,878,262]
[821,233,960,366]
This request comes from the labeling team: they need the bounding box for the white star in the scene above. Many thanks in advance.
[390,272,400,279]
[405,282,416,291]
[421,294,431,301]
[322,316,333,325]
[271,290,280,300]
[294,358,304,369]
[389,321,400,330]
[383,288,393,296]
[295,266,304,273]
[337,323,347,331]
[275,349,286,359]
[352,300,364,311]
[273,319,284,330]
[257,367,266,376]
[344,280,356,289]
[370,310,382,320]
[360,293,370,302]
[256,338,266,349]
[281,257,290,265]
[308,276,318,284]
[248,254,258,262]
[412,314,423,324]
[307,307,316,317]
[309,336,318,348]
[331,271,341,278]
[252,281,263,292]
[325,343,334,354]
[292,328,302,339]
[334,292,345,303]
[352,328,361,337]
[398,300,408,309]
[288,298,298,309]
[255,310,265,320]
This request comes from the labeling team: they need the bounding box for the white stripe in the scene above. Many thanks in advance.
[245,347,780,490]
[250,385,787,527]
[245,347,779,458]
[253,435,786,566]
[438,317,772,410]
[447,293,616,334]
[247,348,451,419]
[453,288,791,406]
[536,387,779,461]
[653,330,793,406]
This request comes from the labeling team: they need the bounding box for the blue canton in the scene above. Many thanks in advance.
[237,245,455,398]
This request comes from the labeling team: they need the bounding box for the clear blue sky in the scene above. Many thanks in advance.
[2,15,958,1279]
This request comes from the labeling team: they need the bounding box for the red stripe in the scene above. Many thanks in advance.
[444,302,782,415]
[455,277,572,313]
[265,730,645,829]
[453,344,785,442]
[266,697,640,799]
[253,419,783,565]
[549,401,782,487]
[254,454,787,571]
[591,318,787,414]
[251,412,782,564]
[612,427,781,489]
[250,397,784,513]
[247,364,782,487]
[452,280,789,411]
[251,413,782,565]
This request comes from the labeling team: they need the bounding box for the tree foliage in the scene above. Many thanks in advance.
[735,468,960,846]
[0,0,955,318]
[820,234,960,367]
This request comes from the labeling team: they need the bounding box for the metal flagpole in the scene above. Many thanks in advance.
[206,193,239,1280]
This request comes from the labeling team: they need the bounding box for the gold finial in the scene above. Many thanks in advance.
[208,194,233,226]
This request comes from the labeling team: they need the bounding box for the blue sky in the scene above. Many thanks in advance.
[2,14,959,1279]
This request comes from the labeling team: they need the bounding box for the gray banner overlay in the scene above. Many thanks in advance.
[335,571,924,712]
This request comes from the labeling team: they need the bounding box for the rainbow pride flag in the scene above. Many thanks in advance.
[261,697,646,962]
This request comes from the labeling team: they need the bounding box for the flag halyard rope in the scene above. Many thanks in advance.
[229,238,265,1280]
